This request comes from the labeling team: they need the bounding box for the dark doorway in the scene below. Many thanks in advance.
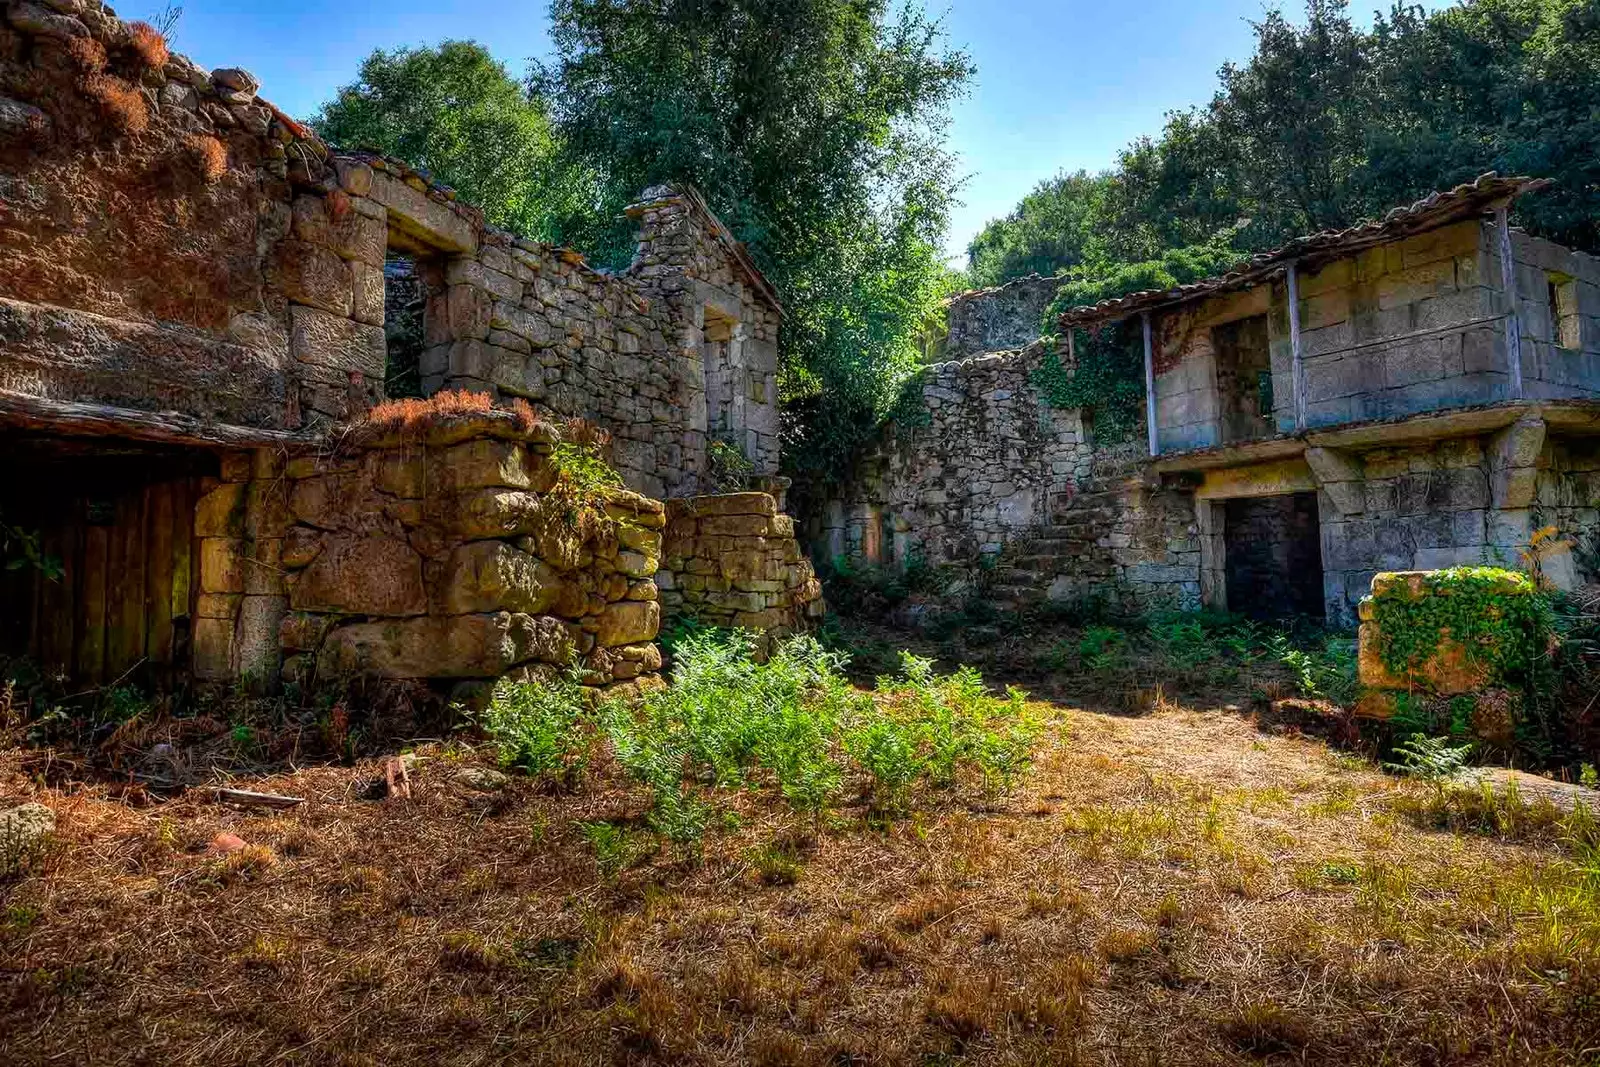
[384,254,427,398]
[1213,314,1274,443]
[1224,492,1324,621]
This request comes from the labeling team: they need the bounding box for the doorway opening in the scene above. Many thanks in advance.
[0,430,219,687]
[1213,314,1274,443]
[1223,491,1324,621]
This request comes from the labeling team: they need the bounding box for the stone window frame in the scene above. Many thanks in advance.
[1545,271,1581,351]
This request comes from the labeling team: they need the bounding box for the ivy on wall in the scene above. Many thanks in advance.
[1029,324,1144,443]
[1372,567,1552,683]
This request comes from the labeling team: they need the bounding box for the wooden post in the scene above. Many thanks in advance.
[1495,205,1524,400]
[1287,260,1306,431]
[1142,311,1158,457]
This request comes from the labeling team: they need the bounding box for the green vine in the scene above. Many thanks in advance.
[1029,323,1144,443]
[1371,567,1552,683]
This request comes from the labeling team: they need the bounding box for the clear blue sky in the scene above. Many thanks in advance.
[160,0,1448,264]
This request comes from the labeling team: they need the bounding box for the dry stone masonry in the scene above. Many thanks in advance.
[817,343,1205,614]
[661,492,825,644]
[825,176,1600,627]
[273,410,667,698]
[0,2,813,696]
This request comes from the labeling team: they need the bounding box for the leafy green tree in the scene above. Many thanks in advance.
[964,171,1115,288]
[310,40,586,241]
[536,0,973,483]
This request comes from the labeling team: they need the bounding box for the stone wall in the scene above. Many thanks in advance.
[1512,231,1600,401]
[817,346,1202,614]
[0,2,335,429]
[1538,436,1600,586]
[659,492,824,641]
[405,178,784,499]
[1305,416,1576,624]
[941,276,1064,361]
[0,4,785,498]
[267,409,666,698]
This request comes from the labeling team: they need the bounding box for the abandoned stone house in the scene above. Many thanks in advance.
[822,175,1600,626]
[0,2,819,697]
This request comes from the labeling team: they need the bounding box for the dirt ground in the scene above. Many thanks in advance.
[3,684,1597,1066]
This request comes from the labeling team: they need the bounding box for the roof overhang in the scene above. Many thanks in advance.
[1060,174,1552,331]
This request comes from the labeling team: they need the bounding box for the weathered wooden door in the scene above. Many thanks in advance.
[1,440,214,687]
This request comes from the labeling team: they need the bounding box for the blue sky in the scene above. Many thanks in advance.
[161,1,1449,263]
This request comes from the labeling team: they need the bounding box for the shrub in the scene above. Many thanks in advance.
[1078,626,1128,673]
[66,36,107,74]
[602,631,1043,840]
[85,75,149,136]
[184,134,228,183]
[477,674,591,786]
[126,21,170,70]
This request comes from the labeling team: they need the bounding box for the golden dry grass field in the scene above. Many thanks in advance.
[3,689,1598,1066]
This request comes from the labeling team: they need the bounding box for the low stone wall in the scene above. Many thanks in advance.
[659,492,824,642]
[1353,569,1541,748]
[274,410,666,698]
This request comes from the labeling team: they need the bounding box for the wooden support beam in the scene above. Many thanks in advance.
[0,390,321,451]
[1495,205,1524,400]
[1287,260,1306,431]
[1142,311,1158,457]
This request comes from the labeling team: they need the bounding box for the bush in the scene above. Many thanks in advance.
[477,673,591,786]
[601,631,1044,842]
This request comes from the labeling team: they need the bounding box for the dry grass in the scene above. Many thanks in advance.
[126,21,170,71]
[66,36,107,74]
[358,390,543,439]
[2,695,1597,1065]
[184,134,228,183]
[84,75,149,136]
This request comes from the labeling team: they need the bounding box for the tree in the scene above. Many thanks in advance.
[536,0,973,482]
[964,171,1114,289]
[311,41,586,241]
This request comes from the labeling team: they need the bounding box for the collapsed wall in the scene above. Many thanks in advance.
[274,409,665,698]
[814,345,1202,614]
[0,2,813,693]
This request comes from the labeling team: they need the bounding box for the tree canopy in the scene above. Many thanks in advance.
[310,40,586,241]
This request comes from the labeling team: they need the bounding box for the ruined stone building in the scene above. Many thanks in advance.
[823,176,1600,625]
[0,2,819,696]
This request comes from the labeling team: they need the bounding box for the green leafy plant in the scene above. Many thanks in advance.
[1,511,63,581]
[477,673,592,786]
[1079,626,1129,673]
[577,821,641,879]
[706,436,755,494]
[1384,734,1474,782]
[1274,635,1358,705]
[1370,568,1551,684]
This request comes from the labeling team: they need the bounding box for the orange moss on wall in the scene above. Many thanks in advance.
[84,75,148,135]
[126,22,170,71]
[184,134,228,183]
[66,36,107,74]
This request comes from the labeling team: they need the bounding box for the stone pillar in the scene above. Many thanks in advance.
[1196,498,1227,612]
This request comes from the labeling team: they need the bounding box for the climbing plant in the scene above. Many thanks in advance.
[1028,237,1241,443]
[1029,324,1144,443]
[1370,567,1553,683]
